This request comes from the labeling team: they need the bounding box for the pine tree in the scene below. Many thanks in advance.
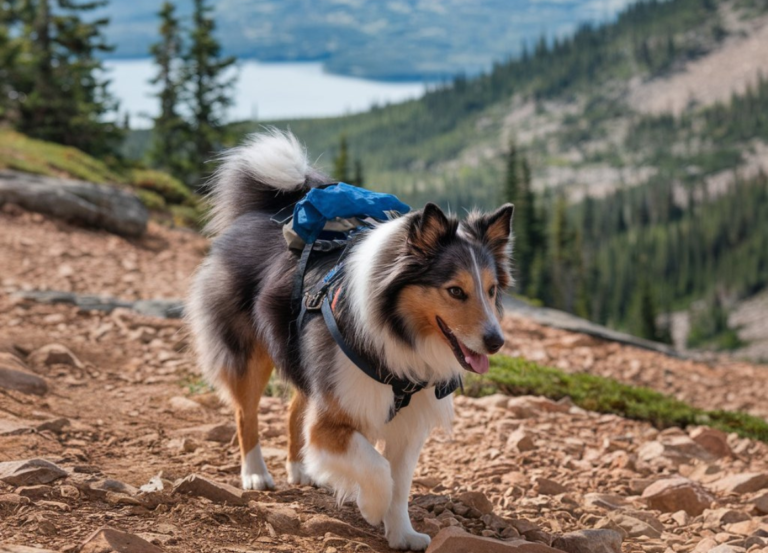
[628,277,659,341]
[149,1,190,180]
[503,141,519,206]
[353,158,365,188]
[516,157,540,294]
[333,135,350,183]
[185,0,236,185]
[0,2,19,120]
[14,0,122,157]
[548,196,585,313]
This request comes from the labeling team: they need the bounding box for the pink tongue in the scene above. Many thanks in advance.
[459,342,490,374]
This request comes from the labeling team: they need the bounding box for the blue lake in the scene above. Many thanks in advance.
[105,59,427,128]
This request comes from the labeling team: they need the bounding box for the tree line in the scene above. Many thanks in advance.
[504,137,766,348]
[0,0,237,187]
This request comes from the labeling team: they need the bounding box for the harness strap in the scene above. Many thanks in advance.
[320,289,461,422]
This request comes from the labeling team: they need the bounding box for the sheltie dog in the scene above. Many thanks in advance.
[186,130,513,550]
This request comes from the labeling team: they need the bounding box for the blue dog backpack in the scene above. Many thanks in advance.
[279,182,410,250]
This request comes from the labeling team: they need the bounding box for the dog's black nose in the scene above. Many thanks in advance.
[483,331,504,354]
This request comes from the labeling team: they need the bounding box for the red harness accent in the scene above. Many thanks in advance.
[331,287,343,312]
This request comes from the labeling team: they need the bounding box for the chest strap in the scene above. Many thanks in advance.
[317,282,461,422]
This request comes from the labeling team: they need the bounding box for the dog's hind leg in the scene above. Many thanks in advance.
[286,390,313,485]
[221,342,275,490]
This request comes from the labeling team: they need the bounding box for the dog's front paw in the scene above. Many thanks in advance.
[241,471,275,491]
[388,530,431,551]
[286,460,313,486]
[357,486,392,527]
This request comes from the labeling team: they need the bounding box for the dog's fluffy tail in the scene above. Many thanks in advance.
[205,128,323,236]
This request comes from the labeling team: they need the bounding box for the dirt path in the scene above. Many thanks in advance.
[2,208,768,552]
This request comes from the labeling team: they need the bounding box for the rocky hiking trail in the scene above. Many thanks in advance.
[2,206,768,553]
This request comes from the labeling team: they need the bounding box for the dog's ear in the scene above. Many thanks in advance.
[408,203,455,256]
[474,203,514,287]
[483,203,514,246]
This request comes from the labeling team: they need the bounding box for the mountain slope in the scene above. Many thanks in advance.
[98,0,635,80]
[227,0,768,355]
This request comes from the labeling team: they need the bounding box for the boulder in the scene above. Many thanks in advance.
[0,459,67,486]
[551,529,623,553]
[80,527,164,553]
[641,477,713,516]
[426,527,561,552]
[172,474,247,506]
[0,170,148,237]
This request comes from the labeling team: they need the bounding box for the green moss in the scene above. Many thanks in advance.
[129,169,191,204]
[136,189,167,211]
[0,130,123,184]
[473,355,768,443]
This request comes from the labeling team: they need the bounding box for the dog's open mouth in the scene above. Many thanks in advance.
[436,316,490,374]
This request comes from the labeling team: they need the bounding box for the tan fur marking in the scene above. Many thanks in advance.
[309,394,356,454]
[220,343,274,463]
[287,390,308,462]
[398,268,498,342]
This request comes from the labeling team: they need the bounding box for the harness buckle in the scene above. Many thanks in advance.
[304,290,325,311]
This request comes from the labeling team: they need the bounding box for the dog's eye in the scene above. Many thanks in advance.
[489,285,497,297]
[447,286,467,300]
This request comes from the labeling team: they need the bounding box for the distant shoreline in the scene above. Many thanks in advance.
[100,55,457,84]
[105,59,429,128]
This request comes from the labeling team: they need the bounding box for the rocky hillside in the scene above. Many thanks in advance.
[2,197,768,552]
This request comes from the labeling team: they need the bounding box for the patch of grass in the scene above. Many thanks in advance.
[135,189,167,211]
[0,130,122,184]
[470,355,768,443]
[0,130,205,229]
[180,375,214,396]
[129,169,192,204]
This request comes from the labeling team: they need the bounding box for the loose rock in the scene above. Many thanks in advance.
[506,428,536,453]
[426,527,561,552]
[711,473,768,495]
[80,527,164,553]
[0,364,48,396]
[27,343,82,369]
[0,459,67,486]
[551,529,623,553]
[534,477,569,495]
[0,545,59,553]
[641,477,714,515]
[455,491,494,515]
[172,474,247,506]
[689,427,732,459]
